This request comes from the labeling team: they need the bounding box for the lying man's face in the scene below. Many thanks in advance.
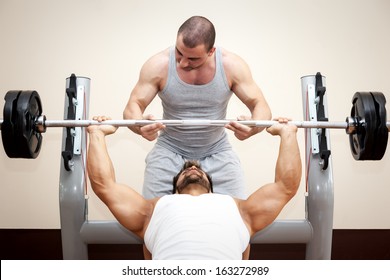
[172,161,213,194]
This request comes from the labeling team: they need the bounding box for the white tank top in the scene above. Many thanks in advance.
[144,194,250,259]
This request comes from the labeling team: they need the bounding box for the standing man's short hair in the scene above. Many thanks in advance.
[178,16,216,52]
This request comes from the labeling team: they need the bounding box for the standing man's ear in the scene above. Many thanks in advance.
[208,47,216,56]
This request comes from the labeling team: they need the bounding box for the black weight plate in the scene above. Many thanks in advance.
[15,90,43,158]
[2,91,22,157]
[370,92,388,160]
[349,92,377,160]
[349,93,365,159]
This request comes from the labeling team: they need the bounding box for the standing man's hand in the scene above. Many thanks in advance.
[225,115,263,140]
[138,114,166,141]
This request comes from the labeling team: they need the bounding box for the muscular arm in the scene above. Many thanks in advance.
[87,125,154,237]
[123,50,168,140]
[239,120,302,235]
[223,51,272,140]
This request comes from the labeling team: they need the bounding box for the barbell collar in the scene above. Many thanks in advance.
[346,116,358,134]
[36,115,46,133]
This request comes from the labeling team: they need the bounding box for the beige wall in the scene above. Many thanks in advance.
[0,0,389,229]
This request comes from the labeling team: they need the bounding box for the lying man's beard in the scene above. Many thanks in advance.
[176,175,211,194]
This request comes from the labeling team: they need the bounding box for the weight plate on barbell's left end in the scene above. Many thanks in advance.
[14,90,43,159]
[15,90,43,158]
[2,91,21,157]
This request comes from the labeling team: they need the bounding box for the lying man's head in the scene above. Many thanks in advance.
[172,160,213,194]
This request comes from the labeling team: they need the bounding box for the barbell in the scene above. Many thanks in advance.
[0,89,389,160]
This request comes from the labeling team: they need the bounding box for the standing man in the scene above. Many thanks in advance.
[123,16,271,199]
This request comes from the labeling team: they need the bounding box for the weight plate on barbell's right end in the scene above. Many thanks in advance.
[14,90,43,159]
[349,92,376,160]
[370,92,388,160]
[2,91,21,157]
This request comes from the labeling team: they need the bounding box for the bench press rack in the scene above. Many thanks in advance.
[59,73,333,259]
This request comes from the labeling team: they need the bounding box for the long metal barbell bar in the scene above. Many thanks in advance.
[36,117,372,130]
[1,116,389,131]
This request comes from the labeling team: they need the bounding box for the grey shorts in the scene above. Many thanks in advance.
[142,144,247,199]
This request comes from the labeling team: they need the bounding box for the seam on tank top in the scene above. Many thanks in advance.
[216,47,232,93]
[159,47,175,95]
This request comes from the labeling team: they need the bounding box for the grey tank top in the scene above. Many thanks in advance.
[156,47,233,159]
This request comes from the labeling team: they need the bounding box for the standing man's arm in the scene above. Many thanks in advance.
[238,118,302,235]
[123,50,168,141]
[223,50,272,140]
[87,117,154,237]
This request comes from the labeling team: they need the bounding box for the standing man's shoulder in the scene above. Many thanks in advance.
[138,47,171,90]
[141,48,169,80]
[220,47,255,87]
[220,48,250,68]
[144,48,170,69]
[141,48,169,73]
